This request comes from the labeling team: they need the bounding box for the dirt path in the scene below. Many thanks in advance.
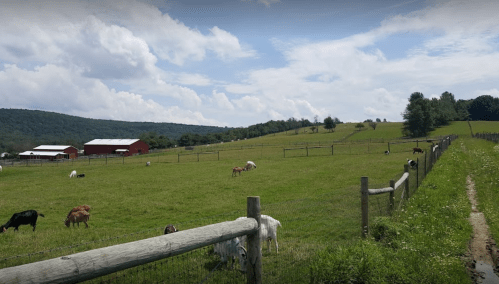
[466,175,499,283]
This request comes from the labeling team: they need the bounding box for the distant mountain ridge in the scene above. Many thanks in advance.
[0,108,230,152]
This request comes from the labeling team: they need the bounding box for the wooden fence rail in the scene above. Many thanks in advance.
[0,197,262,284]
[361,165,410,237]
[361,135,458,237]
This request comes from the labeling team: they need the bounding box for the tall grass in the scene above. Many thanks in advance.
[311,138,476,283]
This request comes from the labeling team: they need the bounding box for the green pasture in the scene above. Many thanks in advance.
[0,121,497,283]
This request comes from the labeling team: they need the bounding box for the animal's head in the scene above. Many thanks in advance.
[237,245,248,272]
[164,224,178,234]
[64,218,70,227]
[0,225,6,233]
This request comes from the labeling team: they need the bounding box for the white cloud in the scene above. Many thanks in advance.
[472,88,499,98]
[0,64,220,125]
[176,73,212,86]
[211,90,235,110]
[233,96,266,112]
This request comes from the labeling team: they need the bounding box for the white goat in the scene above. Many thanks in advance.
[237,214,282,253]
[0,165,2,172]
[213,237,247,272]
[69,170,76,178]
[246,161,257,169]
[146,161,150,166]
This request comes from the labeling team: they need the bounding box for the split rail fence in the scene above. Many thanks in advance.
[0,197,263,284]
[361,135,458,236]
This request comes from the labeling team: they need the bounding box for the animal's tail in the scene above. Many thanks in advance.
[38,213,45,218]
[277,220,282,227]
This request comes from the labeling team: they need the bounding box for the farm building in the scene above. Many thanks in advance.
[18,151,68,161]
[84,139,149,157]
[33,145,79,159]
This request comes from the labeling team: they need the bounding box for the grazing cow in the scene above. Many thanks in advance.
[77,173,85,178]
[232,167,244,177]
[164,224,178,234]
[413,147,424,154]
[65,210,90,228]
[1,210,45,233]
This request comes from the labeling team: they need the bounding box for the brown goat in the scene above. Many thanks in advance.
[232,167,244,177]
[64,210,90,228]
[413,147,424,154]
[66,205,91,219]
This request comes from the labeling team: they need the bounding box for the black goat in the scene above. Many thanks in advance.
[77,173,85,178]
[1,210,45,233]
[164,224,178,234]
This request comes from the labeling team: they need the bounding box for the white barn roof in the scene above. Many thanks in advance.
[34,145,72,151]
[84,139,140,146]
[19,151,68,157]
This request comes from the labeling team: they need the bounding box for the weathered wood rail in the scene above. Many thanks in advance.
[0,197,263,284]
[361,135,458,237]
[361,165,410,237]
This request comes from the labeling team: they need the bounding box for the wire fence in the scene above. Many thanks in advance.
[0,135,456,169]
[0,189,357,283]
[364,135,457,235]
[474,132,499,143]
[0,135,456,283]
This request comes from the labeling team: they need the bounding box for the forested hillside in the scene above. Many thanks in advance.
[0,109,230,153]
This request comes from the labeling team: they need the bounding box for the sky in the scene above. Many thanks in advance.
[0,0,498,128]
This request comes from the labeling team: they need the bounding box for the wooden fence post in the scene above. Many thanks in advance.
[178,153,180,163]
[416,157,419,187]
[331,145,334,156]
[247,197,262,284]
[404,164,410,199]
[424,152,427,177]
[361,177,369,237]
[388,142,390,153]
[306,146,309,157]
[389,179,395,214]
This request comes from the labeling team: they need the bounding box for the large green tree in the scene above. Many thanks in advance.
[402,92,434,137]
[323,116,336,132]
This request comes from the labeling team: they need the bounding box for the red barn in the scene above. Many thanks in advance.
[33,145,79,159]
[84,139,149,157]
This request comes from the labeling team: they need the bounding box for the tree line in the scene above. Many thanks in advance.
[403,93,499,137]
[143,117,344,148]
[0,108,344,154]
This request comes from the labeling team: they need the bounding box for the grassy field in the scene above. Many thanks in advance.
[0,121,498,283]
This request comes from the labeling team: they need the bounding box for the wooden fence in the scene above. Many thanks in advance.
[177,151,220,162]
[283,145,333,158]
[361,135,458,237]
[0,197,263,284]
[474,132,499,143]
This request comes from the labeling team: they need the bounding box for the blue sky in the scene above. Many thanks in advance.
[0,0,498,127]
